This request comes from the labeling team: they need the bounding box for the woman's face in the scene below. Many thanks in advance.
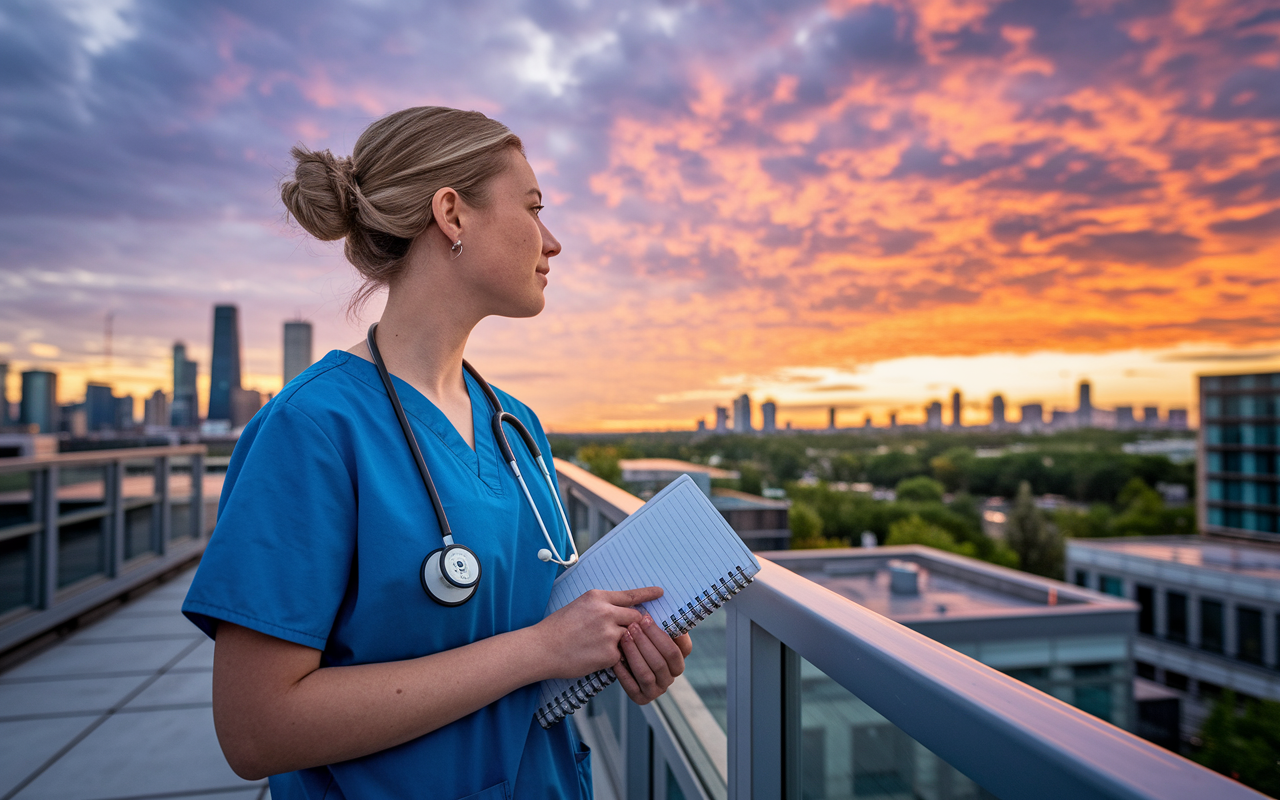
[461,149,561,319]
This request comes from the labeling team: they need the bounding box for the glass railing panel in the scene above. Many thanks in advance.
[0,534,33,614]
[683,609,728,732]
[58,517,106,588]
[0,471,34,529]
[169,456,197,541]
[797,654,997,800]
[170,501,193,541]
[122,458,160,500]
[58,465,107,515]
[124,505,157,560]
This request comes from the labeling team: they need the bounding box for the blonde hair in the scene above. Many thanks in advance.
[281,107,524,309]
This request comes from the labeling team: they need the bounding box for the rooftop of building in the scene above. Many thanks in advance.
[708,487,790,510]
[1069,535,1280,578]
[618,458,739,479]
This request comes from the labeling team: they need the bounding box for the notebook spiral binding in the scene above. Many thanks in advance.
[535,565,755,729]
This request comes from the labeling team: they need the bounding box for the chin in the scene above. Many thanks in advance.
[500,294,546,319]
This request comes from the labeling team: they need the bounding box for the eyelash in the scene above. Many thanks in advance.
[532,205,544,216]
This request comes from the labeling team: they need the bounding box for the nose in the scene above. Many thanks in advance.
[540,218,562,258]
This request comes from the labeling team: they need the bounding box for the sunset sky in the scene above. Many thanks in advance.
[2,0,1278,431]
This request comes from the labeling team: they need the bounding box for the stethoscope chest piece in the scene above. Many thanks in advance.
[421,544,481,606]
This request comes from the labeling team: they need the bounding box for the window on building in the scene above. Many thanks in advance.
[1167,592,1187,644]
[1099,575,1124,597]
[1201,598,1225,653]
[1224,424,1243,444]
[1135,585,1154,635]
[1072,664,1114,723]
[1225,481,1245,502]
[1164,670,1189,691]
[1224,451,1243,473]
[1198,680,1224,702]
[1135,661,1156,680]
[1074,570,1089,588]
[1002,666,1050,692]
[1238,606,1264,665]
[1225,508,1245,528]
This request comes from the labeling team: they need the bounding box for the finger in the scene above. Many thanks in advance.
[599,586,664,608]
[620,627,658,697]
[638,616,683,680]
[675,633,693,658]
[613,657,648,705]
[609,606,644,629]
[630,620,674,688]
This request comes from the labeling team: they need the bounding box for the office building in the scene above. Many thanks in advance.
[85,383,116,432]
[733,394,752,433]
[1116,406,1136,429]
[1199,371,1280,540]
[283,320,313,386]
[1067,537,1280,743]
[230,387,262,429]
[144,390,168,428]
[115,395,134,430]
[714,406,728,433]
[761,401,777,433]
[1143,406,1160,427]
[951,390,962,428]
[828,407,837,429]
[1168,408,1188,430]
[925,401,943,430]
[889,412,897,428]
[171,342,198,428]
[0,362,9,426]
[20,371,59,434]
[207,305,242,422]
[1078,381,1093,427]
[1020,403,1044,428]
[695,419,706,433]
[991,394,1005,428]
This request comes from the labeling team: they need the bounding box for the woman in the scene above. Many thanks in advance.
[182,106,691,800]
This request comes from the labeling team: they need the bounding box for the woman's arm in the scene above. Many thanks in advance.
[212,586,683,779]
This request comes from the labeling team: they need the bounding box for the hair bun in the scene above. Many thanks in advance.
[281,145,357,241]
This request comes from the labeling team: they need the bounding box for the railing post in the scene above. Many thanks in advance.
[625,692,652,800]
[39,466,58,609]
[156,455,170,553]
[727,608,786,799]
[191,451,205,539]
[109,459,125,576]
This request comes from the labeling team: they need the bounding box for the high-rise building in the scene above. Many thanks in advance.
[951,390,962,428]
[925,401,943,430]
[828,407,837,430]
[231,387,263,428]
[85,383,116,431]
[1078,380,1093,427]
[714,406,728,433]
[171,342,198,428]
[283,320,313,386]
[208,304,242,422]
[1020,403,1044,427]
[1199,371,1279,540]
[761,401,777,433]
[1116,406,1136,429]
[1168,408,1188,430]
[144,390,169,428]
[1142,406,1160,427]
[0,361,9,426]
[733,394,752,433]
[696,419,706,433]
[115,395,134,430]
[889,412,897,428]
[20,370,58,433]
[991,394,1006,428]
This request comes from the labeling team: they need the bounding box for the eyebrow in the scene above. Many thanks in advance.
[527,189,543,201]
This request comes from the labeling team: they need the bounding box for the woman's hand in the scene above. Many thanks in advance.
[532,587,661,680]
[614,614,693,705]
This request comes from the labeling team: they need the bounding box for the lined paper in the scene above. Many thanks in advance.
[535,474,762,726]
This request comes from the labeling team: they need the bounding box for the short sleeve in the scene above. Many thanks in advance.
[182,401,357,650]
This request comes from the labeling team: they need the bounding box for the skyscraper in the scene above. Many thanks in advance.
[761,401,777,433]
[171,342,198,428]
[20,370,58,433]
[733,394,752,432]
[0,361,9,426]
[991,394,1006,428]
[85,383,116,431]
[714,406,728,433]
[1142,406,1160,427]
[1115,406,1136,429]
[144,390,169,428]
[1078,380,1093,427]
[1020,403,1044,427]
[208,305,242,422]
[1199,371,1280,540]
[925,401,943,430]
[828,407,837,429]
[283,320,313,386]
[951,390,962,428]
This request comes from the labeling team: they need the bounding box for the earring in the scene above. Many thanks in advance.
[451,239,463,259]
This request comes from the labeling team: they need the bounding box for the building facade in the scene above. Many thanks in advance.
[171,342,198,428]
[925,401,943,430]
[19,370,58,433]
[1199,371,1280,540]
[207,305,242,422]
[283,320,313,386]
[761,401,777,433]
[991,394,1005,427]
[733,393,752,433]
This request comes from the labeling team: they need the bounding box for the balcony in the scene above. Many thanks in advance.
[0,451,1265,799]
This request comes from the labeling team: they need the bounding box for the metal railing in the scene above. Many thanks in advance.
[0,445,216,654]
[552,458,1265,800]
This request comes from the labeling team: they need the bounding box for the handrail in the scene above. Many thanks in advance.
[0,444,208,472]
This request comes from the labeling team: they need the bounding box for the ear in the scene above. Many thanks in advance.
[432,186,464,244]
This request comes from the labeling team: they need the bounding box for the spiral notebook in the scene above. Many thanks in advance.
[534,474,761,728]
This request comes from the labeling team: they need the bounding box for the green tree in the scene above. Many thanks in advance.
[738,463,764,496]
[885,514,976,557]
[896,475,945,503]
[1006,481,1064,578]
[577,445,624,486]
[1053,504,1115,539]
[1194,691,1280,796]
[789,501,835,549]
[930,447,975,492]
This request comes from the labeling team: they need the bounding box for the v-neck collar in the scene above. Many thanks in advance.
[337,351,503,493]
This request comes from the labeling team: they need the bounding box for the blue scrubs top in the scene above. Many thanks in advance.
[183,350,591,800]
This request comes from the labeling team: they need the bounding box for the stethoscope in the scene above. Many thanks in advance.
[366,323,579,607]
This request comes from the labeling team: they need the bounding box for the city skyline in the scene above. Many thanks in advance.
[1,1,1278,432]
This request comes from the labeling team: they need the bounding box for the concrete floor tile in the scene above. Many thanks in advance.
[0,716,95,797]
[12,706,254,800]
[69,611,201,642]
[3,638,199,681]
[122,670,212,709]
[171,639,214,671]
[0,675,148,719]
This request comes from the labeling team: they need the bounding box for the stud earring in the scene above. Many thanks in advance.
[451,239,463,259]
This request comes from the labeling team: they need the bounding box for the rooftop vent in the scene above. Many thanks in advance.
[888,560,921,595]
